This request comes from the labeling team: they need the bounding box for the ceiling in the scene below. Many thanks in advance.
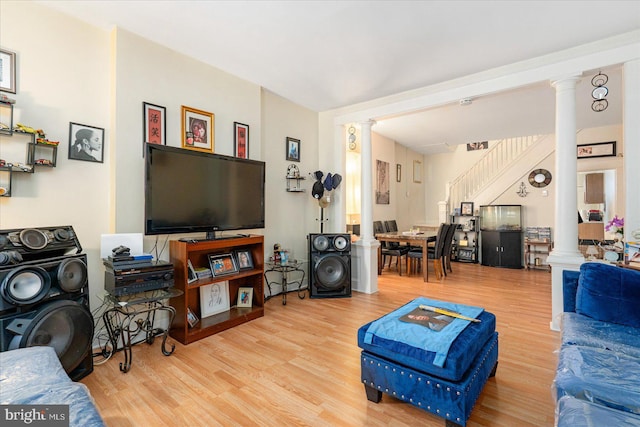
[36,1,640,154]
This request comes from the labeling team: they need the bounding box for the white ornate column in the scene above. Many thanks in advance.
[547,75,584,331]
[624,59,640,242]
[352,120,380,294]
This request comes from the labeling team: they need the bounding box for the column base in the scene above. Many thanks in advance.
[351,239,380,294]
[548,252,585,331]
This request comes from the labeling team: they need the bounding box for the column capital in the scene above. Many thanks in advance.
[550,74,582,88]
[359,119,377,128]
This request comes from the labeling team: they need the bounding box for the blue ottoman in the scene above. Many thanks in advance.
[358,298,498,427]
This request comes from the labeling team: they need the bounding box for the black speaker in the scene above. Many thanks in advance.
[0,225,82,265]
[309,233,352,298]
[0,253,94,381]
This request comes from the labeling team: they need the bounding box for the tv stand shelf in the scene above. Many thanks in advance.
[169,235,264,345]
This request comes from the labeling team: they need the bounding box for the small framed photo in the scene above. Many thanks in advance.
[143,102,166,155]
[234,122,249,159]
[0,49,17,94]
[187,259,198,284]
[234,249,254,270]
[208,253,238,277]
[186,307,200,328]
[396,164,401,182]
[237,287,253,308]
[68,122,104,163]
[182,105,214,153]
[286,137,300,162]
[200,281,230,317]
[461,202,474,216]
[577,141,616,159]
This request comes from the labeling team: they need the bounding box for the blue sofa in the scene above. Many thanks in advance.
[0,346,105,426]
[556,262,640,426]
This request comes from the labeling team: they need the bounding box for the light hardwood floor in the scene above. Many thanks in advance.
[82,262,559,426]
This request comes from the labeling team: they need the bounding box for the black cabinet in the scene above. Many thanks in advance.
[481,231,522,269]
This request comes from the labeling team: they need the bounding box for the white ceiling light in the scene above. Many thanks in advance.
[459,98,473,106]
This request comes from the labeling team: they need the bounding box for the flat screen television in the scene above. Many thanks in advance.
[144,144,265,238]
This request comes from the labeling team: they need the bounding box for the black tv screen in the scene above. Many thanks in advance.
[145,144,265,236]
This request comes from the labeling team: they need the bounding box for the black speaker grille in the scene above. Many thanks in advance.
[8,300,93,374]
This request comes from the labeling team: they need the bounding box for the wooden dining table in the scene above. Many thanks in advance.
[375,231,437,282]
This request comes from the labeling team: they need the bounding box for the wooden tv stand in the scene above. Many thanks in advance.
[169,235,264,345]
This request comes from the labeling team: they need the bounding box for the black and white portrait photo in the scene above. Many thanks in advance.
[68,122,104,163]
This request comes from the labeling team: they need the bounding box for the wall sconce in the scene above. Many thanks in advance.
[348,126,357,150]
[516,181,528,197]
[591,71,608,112]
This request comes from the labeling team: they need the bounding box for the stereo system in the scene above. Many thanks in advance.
[0,226,93,381]
[308,233,352,298]
[0,225,82,264]
[104,260,174,296]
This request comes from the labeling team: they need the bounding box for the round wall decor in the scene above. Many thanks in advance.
[528,169,552,188]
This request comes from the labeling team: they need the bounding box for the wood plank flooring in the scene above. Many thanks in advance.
[82,262,559,426]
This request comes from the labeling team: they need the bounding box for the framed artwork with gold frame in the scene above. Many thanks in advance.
[182,105,214,153]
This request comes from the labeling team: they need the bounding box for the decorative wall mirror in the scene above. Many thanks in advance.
[528,169,552,188]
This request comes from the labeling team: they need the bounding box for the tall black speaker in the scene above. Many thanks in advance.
[0,253,94,381]
[308,233,352,298]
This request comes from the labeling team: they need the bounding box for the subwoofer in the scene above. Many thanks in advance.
[0,253,93,381]
[0,225,82,265]
[309,233,352,298]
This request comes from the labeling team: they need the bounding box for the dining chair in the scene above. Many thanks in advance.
[407,223,447,279]
[440,223,458,276]
[375,220,409,275]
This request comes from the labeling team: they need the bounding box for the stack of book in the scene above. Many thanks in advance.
[195,267,213,280]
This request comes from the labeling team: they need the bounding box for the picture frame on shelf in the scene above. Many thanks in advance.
[143,102,166,155]
[187,259,198,284]
[286,137,300,162]
[208,253,238,277]
[234,249,254,270]
[0,49,17,94]
[461,201,474,216]
[68,122,105,163]
[186,307,200,328]
[199,281,230,318]
[182,105,214,153]
[234,122,249,159]
[577,141,616,159]
[237,287,253,308]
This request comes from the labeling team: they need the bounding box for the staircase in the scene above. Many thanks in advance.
[446,134,556,213]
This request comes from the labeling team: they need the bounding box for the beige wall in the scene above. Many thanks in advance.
[0,2,321,309]
[0,2,111,311]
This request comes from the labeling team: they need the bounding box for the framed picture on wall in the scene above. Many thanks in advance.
[396,164,401,182]
[577,141,616,159]
[143,102,166,155]
[413,160,422,183]
[234,122,249,159]
[461,202,474,216]
[286,137,300,162]
[68,122,104,163]
[0,49,17,94]
[182,105,214,153]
